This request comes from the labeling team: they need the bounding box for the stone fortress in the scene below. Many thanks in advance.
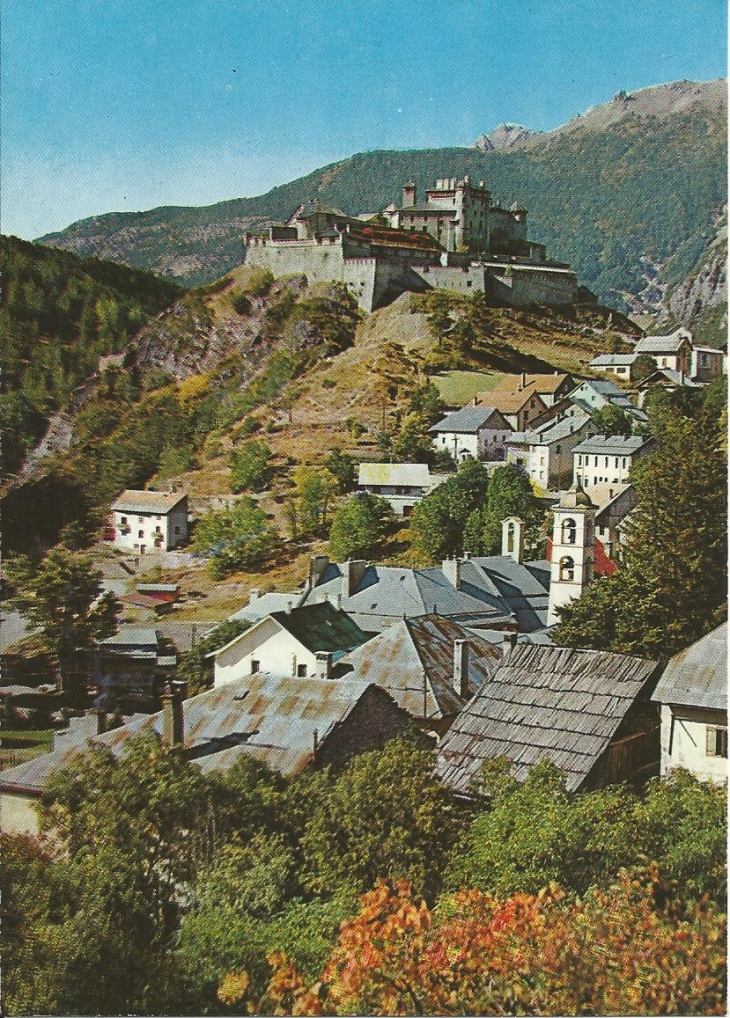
[245,176,579,312]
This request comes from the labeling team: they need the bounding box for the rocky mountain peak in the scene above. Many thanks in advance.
[472,122,537,153]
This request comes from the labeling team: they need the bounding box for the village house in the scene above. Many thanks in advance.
[429,406,512,462]
[435,643,662,796]
[588,353,640,380]
[691,345,726,382]
[212,601,371,688]
[0,674,417,835]
[635,328,693,375]
[475,388,548,431]
[339,615,502,734]
[568,378,645,422]
[635,367,702,406]
[584,483,637,560]
[572,433,653,488]
[493,371,576,408]
[356,462,448,516]
[91,627,177,709]
[506,409,595,490]
[651,623,727,784]
[109,489,189,554]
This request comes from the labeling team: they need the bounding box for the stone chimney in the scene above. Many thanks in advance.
[502,630,518,656]
[162,679,186,749]
[315,651,334,680]
[501,517,525,564]
[97,710,108,736]
[520,371,526,390]
[309,554,329,591]
[326,592,342,611]
[403,181,416,208]
[442,557,462,590]
[453,639,470,698]
[341,559,368,598]
[249,588,261,604]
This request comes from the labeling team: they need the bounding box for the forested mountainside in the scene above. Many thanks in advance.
[0,236,183,476]
[38,80,726,327]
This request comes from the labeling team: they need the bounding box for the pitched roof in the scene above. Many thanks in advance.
[358,463,433,488]
[0,675,396,794]
[340,616,501,720]
[589,354,638,367]
[430,406,507,434]
[111,489,187,514]
[523,411,592,445]
[229,591,306,625]
[436,645,659,794]
[572,434,652,455]
[304,557,551,635]
[636,332,692,355]
[571,378,626,398]
[651,624,728,712]
[495,373,573,394]
[478,390,547,414]
[271,602,371,658]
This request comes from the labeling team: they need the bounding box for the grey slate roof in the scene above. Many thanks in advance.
[573,434,651,455]
[436,644,659,794]
[523,411,592,445]
[0,675,396,794]
[339,616,502,720]
[229,591,306,625]
[636,332,691,354]
[590,354,638,367]
[304,557,551,634]
[110,490,187,514]
[652,624,728,712]
[430,406,506,434]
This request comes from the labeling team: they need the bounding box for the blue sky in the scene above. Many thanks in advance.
[2,0,726,240]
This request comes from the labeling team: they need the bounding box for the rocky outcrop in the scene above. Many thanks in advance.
[472,123,536,152]
[668,237,727,327]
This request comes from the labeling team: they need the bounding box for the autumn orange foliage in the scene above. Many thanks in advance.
[255,870,726,1016]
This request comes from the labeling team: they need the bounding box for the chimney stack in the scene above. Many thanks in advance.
[520,371,526,390]
[97,710,108,736]
[309,554,329,591]
[315,651,334,680]
[341,560,367,598]
[453,639,470,698]
[249,588,261,604]
[442,557,462,590]
[162,680,186,748]
[502,631,518,656]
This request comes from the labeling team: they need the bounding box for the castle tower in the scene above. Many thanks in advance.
[547,481,596,626]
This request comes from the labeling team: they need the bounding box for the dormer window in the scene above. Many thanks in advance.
[561,518,577,545]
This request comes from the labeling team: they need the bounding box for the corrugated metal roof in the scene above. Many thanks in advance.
[358,463,433,488]
[436,644,659,794]
[0,674,391,794]
[229,591,306,625]
[340,616,501,719]
[271,602,371,655]
[111,489,187,514]
[652,624,728,711]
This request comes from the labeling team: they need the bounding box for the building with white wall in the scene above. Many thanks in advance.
[212,602,371,688]
[546,482,596,626]
[651,624,727,783]
[506,410,595,490]
[430,406,512,461]
[635,329,693,375]
[109,490,188,553]
[357,463,447,516]
[572,434,653,488]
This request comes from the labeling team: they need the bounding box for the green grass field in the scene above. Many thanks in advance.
[432,370,503,405]
[0,729,54,771]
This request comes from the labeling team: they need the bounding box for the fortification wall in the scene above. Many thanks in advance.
[488,265,578,307]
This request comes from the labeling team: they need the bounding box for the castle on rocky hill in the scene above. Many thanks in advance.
[245,176,579,312]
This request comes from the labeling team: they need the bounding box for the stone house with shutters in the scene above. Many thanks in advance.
[109,489,188,553]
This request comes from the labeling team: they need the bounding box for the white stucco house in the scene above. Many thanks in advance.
[109,489,189,553]
[430,406,512,461]
[212,601,372,688]
[506,410,595,490]
[635,328,693,375]
[651,624,727,783]
[572,434,653,488]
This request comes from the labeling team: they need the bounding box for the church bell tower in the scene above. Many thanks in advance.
[547,480,596,626]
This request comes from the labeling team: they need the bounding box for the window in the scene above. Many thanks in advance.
[155,526,162,534]
[174,526,180,535]
[561,518,577,545]
[121,516,128,525]
[251,659,260,674]
[297,663,308,677]
[138,516,144,523]
[706,727,728,758]
[559,556,575,581]
[138,530,144,539]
